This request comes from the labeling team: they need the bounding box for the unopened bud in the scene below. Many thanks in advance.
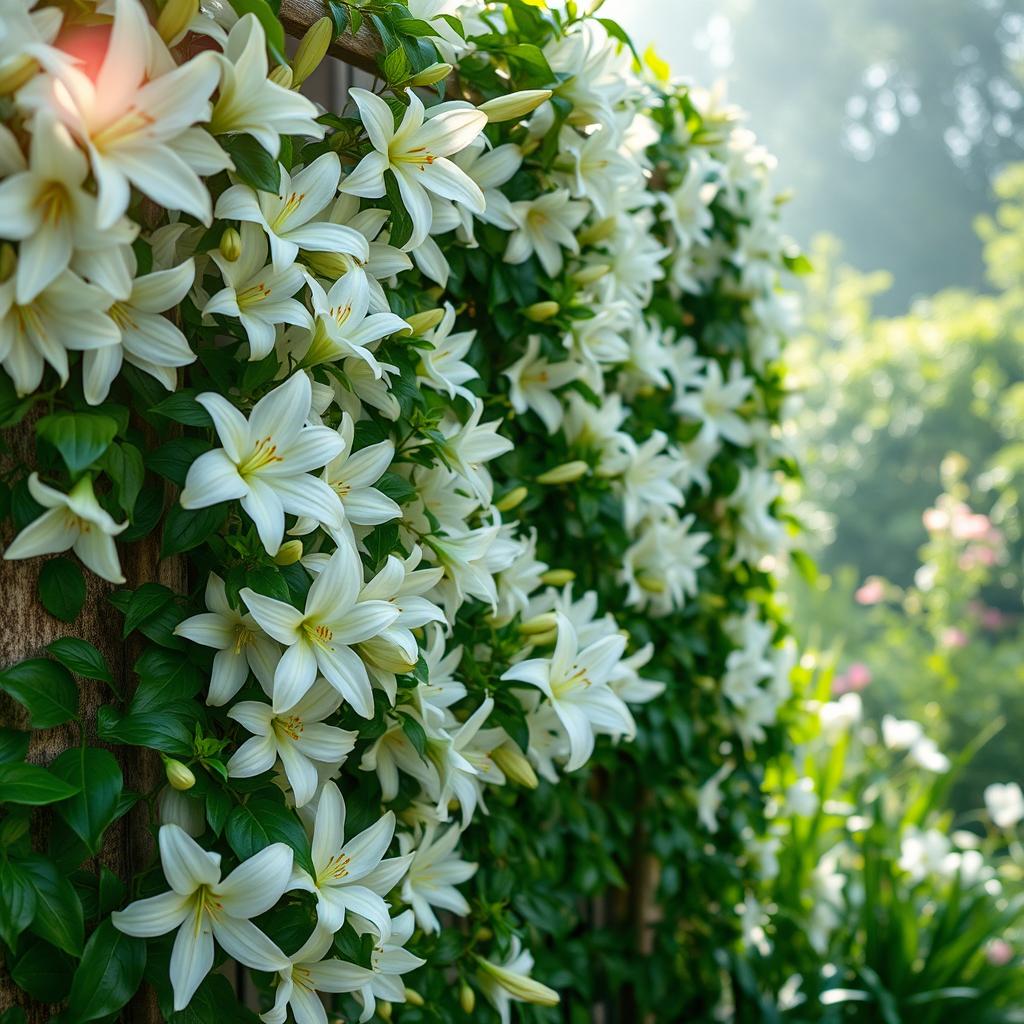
[540,568,575,586]
[572,263,610,285]
[403,308,445,335]
[268,64,294,89]
[476,955,560,1007]
[218,227,241,262]
[537,460,589,485]
[292,17,333,86]
[473,926,493,942]
[404,987,425,1007]
[637,574,665,594]
[163,757,196,791]
[459,982,476,1013]
[0,243,15,283]
[274,539,304,566]
[0,55,38,95]
[530,627,557,646]
[479,89,553,123]
[495,486,528,512]
[305,250,358,279]
[156,0,198,44]
[378,1002,392,1021]
[518,612,558,635]
[523,300,560,322]
[492,743,539,789]
[578,216,617,246]
[409,62,453,87]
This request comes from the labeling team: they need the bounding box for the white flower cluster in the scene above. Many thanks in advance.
[1,0,796,1018]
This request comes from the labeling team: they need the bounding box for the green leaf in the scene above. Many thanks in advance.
[9,937,74,1003]
[146,437,210,486]
[50,748,124,854]
[161,502,228,557]
[131,649,204,713]
[96,706,194,757]
[39,557,86,622]
[36,412,119,474]
[0,370,35,427]
[0,860,37,948]
[100,442,145,514]
[0,658,79,728]
[21,854,85,956]
[385,170,414,250]
[65,919,146,1024]
[121,582,175,637]
[46,638,113,685]
[401,713,428,760]
[220,135,281,193]
[226,799,313,875]
[382,45,412,84]
[0,764,80,805]
[149,390,213,427]
[0,728,30,764]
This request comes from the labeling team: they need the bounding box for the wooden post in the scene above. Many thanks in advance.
[278,0,382,75]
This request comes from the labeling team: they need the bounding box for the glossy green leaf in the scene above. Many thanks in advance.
[65,919,146,1023]
[0,764,80,806]
[36,411,119,474]
[0,860,37,948]
[39,557,86,622]
[50,748,124,853]
[46,637,114,685]
[21,854,84,956]
[0,658,78,727]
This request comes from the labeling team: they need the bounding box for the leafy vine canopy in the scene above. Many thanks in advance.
[0,0,798,1021]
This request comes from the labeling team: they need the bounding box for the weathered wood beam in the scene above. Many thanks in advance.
[277,0,383,75]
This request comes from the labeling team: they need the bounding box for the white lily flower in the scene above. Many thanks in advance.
[416,302,478,403]
[451,141,522,234]
[435,399,513,503]
[216,152,369,273]
[227,680,356,807]
[298,270,408,377]
[204,222,312,361]
[85,253,197,404]
[504,189,589,278]
[674,359,753,447]
[477,937,560,1022]
[261,926,373,1024]
[346,909,426,1023]
[180,372,345,555]
[290,782,405,937]
[426,696,495,827]
[174,572,280,706]
[22,0,220,228]
[210,14,325,155]
[503,335,579,434]
[428,523,502,614]
[0,0,70,98]
[112,825,291,1011]
[341,87,487,249]
[0,268,119,397]
[0,111,132,304]
[240,543,400,714]
[502,613,632,772]
[4,473,127,583]
[985,782,1024,830]
[621,513,710,617]
[399,823,476,933]
[607,430,688,531]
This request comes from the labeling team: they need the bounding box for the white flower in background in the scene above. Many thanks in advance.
[697,762,732,833]
[477,937,560,1022]
[906,736,951,774]
[345,910,426,1023]
[818,692,862,741]
[209,14,325,154]
[428,524,502,614]
[112,824,290,1011]
[226,681,357,807]
[985,783,1024,830]
[608,430,688,531]
[290,782,404,937]
[240,543,399,714]
[675,359,753,447]
[22,0,220,228]
[609,643,664,705]
[299,269,408,376]
[898,827,952,884]
[621,513,710,617]
[0,111,131,304]
[216,152,369,272]
[451,140,523,234]
[0,269,119,397]
[663,155,719,250]
[0,0,69,95]
[435,400,513,503]
[85,253,197,404]
[729,466,785,567]
[416,303,479,403]
[180,373,345,555]
[360,711,438,802]
[545,19,628,127]
[558,124,639,218]
[399,823,476,934]
[261,926,374,1024]
[504,335,579,434]
[174,572,279,706]
[783,777,819,818]
[426,696,497,826]
[3,473,127,583]
[502,612,632,772]
[342,87,487,249]
[881,715,924,752]
[504,189,588,278]
[204,222,311,361]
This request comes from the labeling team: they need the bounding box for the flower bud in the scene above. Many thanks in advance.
[492,743,539,789]
[537,460,589,485]
[578,216,617,246]
[523,300,560,322]
[459,982,476,1013]
[378,1000,392,1021]
[572,263,610,285]
[274,539,304,566]
[530,627,558,646]
[163,757,196,791]
[156,0,199,44]
[540,568,575,586]
[218,227,241,262]
[476,956,560,1007]
[409,62,454,87]
[403,307,446,336]
[637,574,666,594]
[495,486,528,512]
[404,987,425,1007]
[305,250,358,279]
[0,55,38,95]
[479,89,553,123]
[292,17,333,86]
[518,612,558,635]
[0,243,15,283]
[473,926,493,942]
[268,64,294,89]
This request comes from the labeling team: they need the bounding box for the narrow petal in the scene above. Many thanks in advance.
[211,915,288,971]
[217,843,294,918]
[170,907,215,1011]
[311,781,345,872]
[278,739,318,807]
[342,812,395,881]
[272,641,318,712]
[226,733,278,779]
[175,611,234,649]
[239,589,304,644]
[160,824,221,894]
[179,449,248,509]
[3,508,75,561]
[194,393,250,462]
[241,478,285,555]
[111,890,190,938]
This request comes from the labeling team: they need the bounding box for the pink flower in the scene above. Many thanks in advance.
[833,662,871,695]
[940,627,968,649]
[951,510,991,541]
[855,578,885,605]
[987,939,1014,966]
[981,607,1006,631]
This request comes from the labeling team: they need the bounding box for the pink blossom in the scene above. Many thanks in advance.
[987,939,1014,966]
[940,627,968,649]
[950,510,992,541]
[833,662,871,694]
[922,507,948,532]
[855,578,885,605]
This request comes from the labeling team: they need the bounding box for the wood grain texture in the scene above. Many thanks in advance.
[278,0,382,76]
[0,416,182,1023]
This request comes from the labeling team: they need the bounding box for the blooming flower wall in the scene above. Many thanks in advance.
[0,0,799,1020]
